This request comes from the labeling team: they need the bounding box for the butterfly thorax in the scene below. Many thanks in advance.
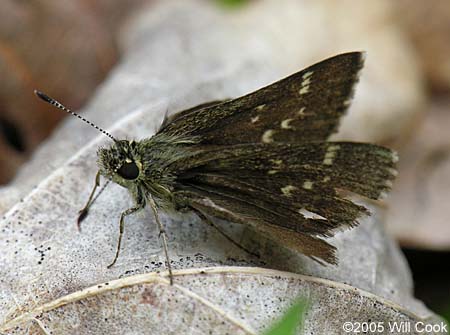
[97,134,199,207]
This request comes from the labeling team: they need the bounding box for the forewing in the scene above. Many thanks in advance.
[160,100,228,130]
[158,52,365,144]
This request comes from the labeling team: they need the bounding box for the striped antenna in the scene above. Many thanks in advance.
[34,90,117,142]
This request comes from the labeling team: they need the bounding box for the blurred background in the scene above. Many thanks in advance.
[0,0,448,322]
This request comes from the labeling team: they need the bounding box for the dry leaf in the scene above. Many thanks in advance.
[387,98,450,249]
[0,2,441,333]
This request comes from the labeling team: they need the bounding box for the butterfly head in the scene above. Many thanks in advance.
[97,140,143,187]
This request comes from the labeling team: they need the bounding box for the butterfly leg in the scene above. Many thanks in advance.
[148,195,174,285]
[191,208,260,258]
[107,203,144,269]
[77,171,107,230]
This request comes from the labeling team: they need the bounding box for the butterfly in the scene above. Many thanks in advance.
[35,52,397,284]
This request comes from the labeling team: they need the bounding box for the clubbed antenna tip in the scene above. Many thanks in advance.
[34,89,117,142]
[34,90,53,104]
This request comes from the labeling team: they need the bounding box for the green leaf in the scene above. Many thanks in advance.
[441,303,450,326]
[214,0,249,9]
[264,298,309,335]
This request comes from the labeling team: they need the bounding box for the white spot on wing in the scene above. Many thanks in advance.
[251,116,260,123]
[281,185,298,197]
[328,144,341,152]
[391,152,399,163]
[268,159,283,174]
[343,99,352,107]
[255,104,266,111]
[199,198,234,216]
[299,86,310,95]
[323,158,333,165]
[303,181,314,190]
[378,191,388,200]
[387,168,398,177]
[322,144,341,165]
[262,129,275,143]
[298,208,326,220]
[270,159,283,166]
[281,118,294,129]
[302,71,313,79]
[298,71,313,95]
[302,77,312,86]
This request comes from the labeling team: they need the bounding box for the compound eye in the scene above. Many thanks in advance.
[117,161,139,180]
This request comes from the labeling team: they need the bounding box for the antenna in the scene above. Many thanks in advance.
[34,90,117,142]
